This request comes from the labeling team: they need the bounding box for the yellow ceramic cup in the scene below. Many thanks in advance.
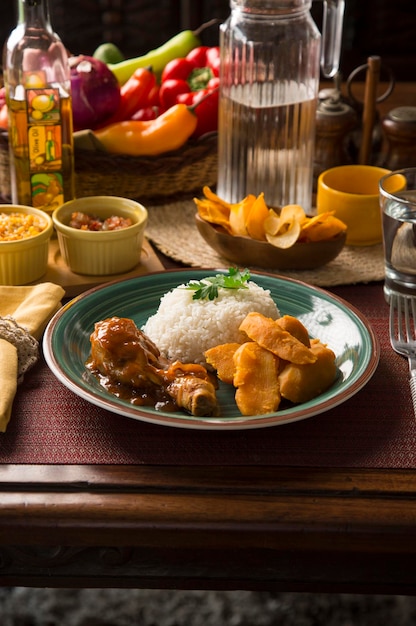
[317,165,391,246]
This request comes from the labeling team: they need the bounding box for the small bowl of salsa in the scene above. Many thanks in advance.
[52,196,148,275]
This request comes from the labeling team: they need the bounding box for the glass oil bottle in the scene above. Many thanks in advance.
[3,0,75,213]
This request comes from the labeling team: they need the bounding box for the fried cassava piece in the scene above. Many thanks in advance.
[205,313,337,416]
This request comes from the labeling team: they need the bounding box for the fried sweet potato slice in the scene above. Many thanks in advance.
[233,342,281,415]
[239,312,316,364]
[275,315,311,347]
[205,342,241,384]
[278,339,337,404]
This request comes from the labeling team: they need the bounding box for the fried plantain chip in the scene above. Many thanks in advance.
[229,194,256,237]
[245,193,270,241]
[263,208,281,236]
[265,219,301,248]
[264,204,306,248]
[299,213,347,242]
[201,186,235,211]
[194,197,233,233]
[280,204,307,225]
[195,188,346,248]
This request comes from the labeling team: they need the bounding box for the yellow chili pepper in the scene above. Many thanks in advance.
[93,103,198,156]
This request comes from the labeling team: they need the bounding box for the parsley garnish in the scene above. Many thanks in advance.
[185,268,251,301]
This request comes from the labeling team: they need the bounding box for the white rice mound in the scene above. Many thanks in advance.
[142,280,280,366]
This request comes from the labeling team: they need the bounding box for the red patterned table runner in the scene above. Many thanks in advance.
[0,282,413,468]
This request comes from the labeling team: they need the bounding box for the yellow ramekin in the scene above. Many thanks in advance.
[52,196,148,275]
[0,205,53,285]
[317,165,391,246]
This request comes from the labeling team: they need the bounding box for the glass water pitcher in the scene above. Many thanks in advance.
[217,0,345,211]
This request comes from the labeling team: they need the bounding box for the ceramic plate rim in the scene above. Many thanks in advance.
[43,269,380,430]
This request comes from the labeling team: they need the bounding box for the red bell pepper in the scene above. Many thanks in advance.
[186,46,220,77]
[131,105,160,121]
[0,87,8,130]
[102,67,156,126]
[177,78,219,138]
[0,104,8,130]
[159,78,190,109]
[161,58,195,83]
[159,46,220,133]
[145,84,161,107]
[0,87,6,110]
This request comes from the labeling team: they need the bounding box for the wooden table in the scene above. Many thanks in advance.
[1,83,416,594]
[2,460,416,594]
[0,275,415,595]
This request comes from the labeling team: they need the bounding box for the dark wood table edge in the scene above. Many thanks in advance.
[1,463,416,593]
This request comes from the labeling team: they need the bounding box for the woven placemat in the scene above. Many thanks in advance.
[146,199,385,287]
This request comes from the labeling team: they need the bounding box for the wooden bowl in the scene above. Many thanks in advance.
[195,214,347,270]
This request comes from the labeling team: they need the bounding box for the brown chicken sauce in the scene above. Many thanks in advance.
[86,317,218,415]
[88,370,179,411]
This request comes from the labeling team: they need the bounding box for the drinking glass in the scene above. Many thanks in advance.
[379,167,416,301]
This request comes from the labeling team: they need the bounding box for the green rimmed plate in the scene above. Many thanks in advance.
[43,269,379,430]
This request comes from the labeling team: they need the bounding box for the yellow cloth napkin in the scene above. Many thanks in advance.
[0,282,65,432]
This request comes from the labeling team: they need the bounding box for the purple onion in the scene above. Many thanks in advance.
[69,55,120,131]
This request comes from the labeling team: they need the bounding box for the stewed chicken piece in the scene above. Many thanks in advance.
[87,316,219,417]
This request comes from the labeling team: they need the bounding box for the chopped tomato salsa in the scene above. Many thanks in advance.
[69,211,133,231]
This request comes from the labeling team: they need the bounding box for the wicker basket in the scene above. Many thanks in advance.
[0,131,218,204]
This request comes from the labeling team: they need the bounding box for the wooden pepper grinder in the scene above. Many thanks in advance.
[381,106,416,170]
[313,90,358,189]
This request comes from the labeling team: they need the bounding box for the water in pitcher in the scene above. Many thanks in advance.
[217,0,345,213]
[217,80,317,211]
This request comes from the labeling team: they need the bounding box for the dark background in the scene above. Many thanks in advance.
[1,0,415,83]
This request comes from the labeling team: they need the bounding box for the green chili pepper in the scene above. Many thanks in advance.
[108,19,219,85]
[109,30,200,85]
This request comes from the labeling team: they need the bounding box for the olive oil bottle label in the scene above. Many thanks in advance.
[8,86,66,211]
[30,172,64,208]
[28,123,62,169]
[26,87,65,208]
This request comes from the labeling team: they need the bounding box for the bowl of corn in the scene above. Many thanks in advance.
[0,205,53,285]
